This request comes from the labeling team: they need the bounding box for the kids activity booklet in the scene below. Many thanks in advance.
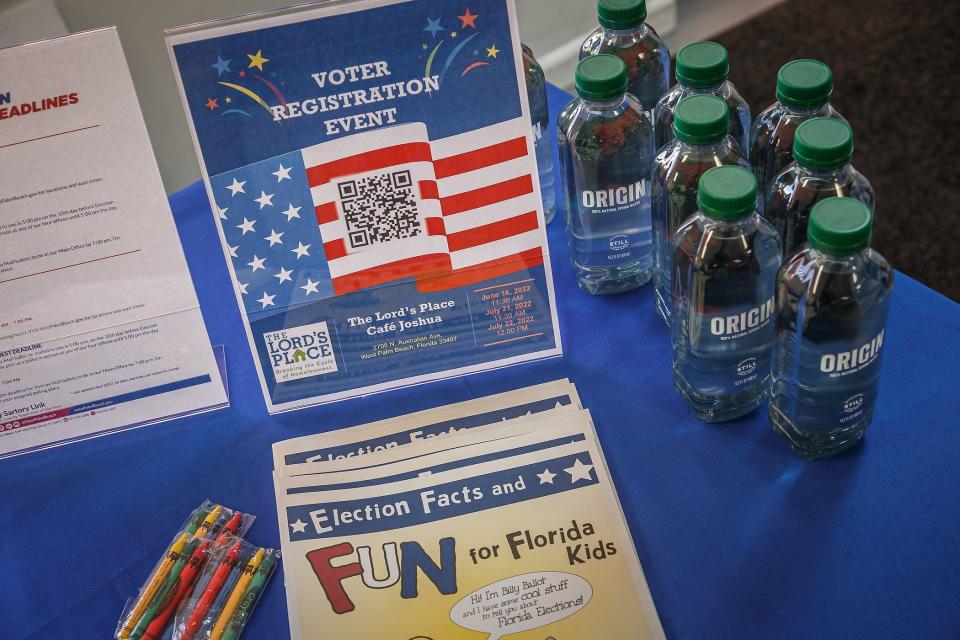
[166,0,561,412]
[273,414,666,640]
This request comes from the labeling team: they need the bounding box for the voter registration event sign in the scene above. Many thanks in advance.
[166,0,561,412]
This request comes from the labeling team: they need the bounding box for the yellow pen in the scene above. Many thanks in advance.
[209,548,265,640]
[118,533,190,639]
[196,505,223,538]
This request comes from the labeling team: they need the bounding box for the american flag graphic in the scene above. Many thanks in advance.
[211,117,544,314]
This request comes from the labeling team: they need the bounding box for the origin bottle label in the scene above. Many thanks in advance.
[783,325,888,432]
[811,329,886,426]
[688,296,775,395]
[579,180,650,266]
[580,180,647,210]
[709,298,775,340]
[819,329,885,376]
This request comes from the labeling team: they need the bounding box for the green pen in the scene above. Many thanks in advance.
[185,506,209,536]
[129,537,201,640]
[221,551,278,640]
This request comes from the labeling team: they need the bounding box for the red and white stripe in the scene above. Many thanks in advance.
[304,124,448,296]
[421,117,544,291]
[304,117,544,295]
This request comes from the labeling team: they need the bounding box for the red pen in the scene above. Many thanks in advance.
[181,540,243,640]
[142,539,212,640]
[213,512,243,544]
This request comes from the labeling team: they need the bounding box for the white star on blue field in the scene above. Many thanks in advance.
[210,151,335,314]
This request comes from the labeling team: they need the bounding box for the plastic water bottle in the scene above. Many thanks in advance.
[558,54,655,294]
[652,94,749,326]
[522,43,556,224]
[750,59,845,210]
[764,117,874,254]
[770,198,893,459]
[671,166,782,422]
[653,40,752,156]
[580,0,671,118]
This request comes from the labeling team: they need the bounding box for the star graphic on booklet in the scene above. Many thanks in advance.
[537,468,557,485]
[564,459,594,483]
[290,519,308,534]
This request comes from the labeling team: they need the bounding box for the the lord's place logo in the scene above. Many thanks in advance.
[264,321,338,382]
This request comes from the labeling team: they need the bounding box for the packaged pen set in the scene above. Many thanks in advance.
[116,500,279,640]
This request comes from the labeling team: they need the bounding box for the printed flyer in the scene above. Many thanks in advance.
[0,28,227,458]
[274,414,664,639]
[272,379,580,474]
[166,0,561,412]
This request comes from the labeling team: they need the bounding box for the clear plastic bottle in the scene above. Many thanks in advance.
[770,198,893,459]
[764,117,874,254]
[672,166,782,422]
[580,0,671,118]
[558,54,655,295]
[653,94,749,326]
[653,40,752,156]
[750,59,846,210]
[522,43,557,224]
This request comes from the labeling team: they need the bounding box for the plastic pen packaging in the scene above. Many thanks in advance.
[194,502,257,542]
[116,530,230,640]
[115,528,196,640]
[176,501,256,543]
[115,502,256,640]
[180,501,217,535]
[171,535,279,640]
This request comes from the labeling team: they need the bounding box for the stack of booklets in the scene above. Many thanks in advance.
[272,380,665,639]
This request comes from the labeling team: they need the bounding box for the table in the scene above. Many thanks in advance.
[3,84,959,640]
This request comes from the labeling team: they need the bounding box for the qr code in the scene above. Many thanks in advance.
[338,170,422,250]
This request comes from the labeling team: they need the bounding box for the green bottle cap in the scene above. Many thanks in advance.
[793,117,853,169]
[697,166,758,220]
[808,197,872,255]
[675,41,730,88]
[777,59,834,109]
[598,0,647,28]
[575,54,628,101]
[674,94,729,145]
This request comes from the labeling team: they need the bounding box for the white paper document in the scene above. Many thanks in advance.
[0,28,227,457]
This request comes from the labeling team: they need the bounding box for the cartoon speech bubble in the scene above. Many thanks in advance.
[450,572,592,640]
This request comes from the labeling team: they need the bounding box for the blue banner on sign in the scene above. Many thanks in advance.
[287,452,598,540]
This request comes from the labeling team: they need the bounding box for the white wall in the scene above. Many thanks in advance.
[0,0,67,48]
[3,0,789,194]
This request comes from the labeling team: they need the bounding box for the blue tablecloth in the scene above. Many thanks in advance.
[4,84,959,640]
